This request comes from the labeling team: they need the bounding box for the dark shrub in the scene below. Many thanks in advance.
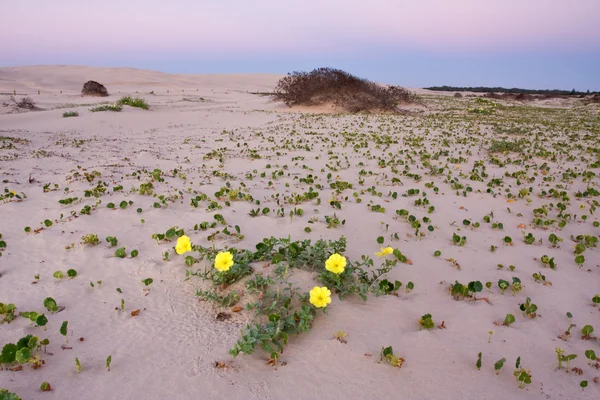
[82,81,109,97]
[453,92,463,98]
[272,68,417,112]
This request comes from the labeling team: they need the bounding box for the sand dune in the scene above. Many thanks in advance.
[1,66,599,400]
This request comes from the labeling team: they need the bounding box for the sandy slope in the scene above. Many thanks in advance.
[1,66,599,400]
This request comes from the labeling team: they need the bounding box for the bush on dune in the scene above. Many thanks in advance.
[117,96,149,110]
[272,67,418,112]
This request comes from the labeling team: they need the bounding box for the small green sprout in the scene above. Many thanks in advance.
[581,325,594,339]
[106,355,112,371]
[585,350,596,365]
[75,357,82,373]
[115,247,126,258]
[494,358,506,374]
[380,346,404,368]
[60,321,68,343]
[419,313,434,329]
[43,297,58,313]
[504,313,516,326]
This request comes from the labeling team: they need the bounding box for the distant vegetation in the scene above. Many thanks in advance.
[273,67,418,112]
[424,86,596,96]
[117,96,149,110]
[62,111,79,118]
[89,104,122,112]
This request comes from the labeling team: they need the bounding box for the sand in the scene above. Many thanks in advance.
[1,66,599,400]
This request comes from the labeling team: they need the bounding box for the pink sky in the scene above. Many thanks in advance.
[2,0,599,55]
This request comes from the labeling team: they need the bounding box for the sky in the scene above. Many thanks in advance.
[1,0,599,90]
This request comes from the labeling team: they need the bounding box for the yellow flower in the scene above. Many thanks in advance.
[175,235,192,255]
[10,190,17,195]
[309,286,331,308]
[325,253,346,274]
[375,247,393,257]
[214,251,234,272]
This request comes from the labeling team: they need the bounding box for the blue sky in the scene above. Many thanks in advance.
[1,0,599,90]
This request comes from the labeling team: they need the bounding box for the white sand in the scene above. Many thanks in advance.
[1,66,599,399]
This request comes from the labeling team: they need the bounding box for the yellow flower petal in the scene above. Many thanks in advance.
[214,251,234,272]
[375,247,393,257]
[325,253,346,274]
[309,286,332,308]
[175,235,192,255]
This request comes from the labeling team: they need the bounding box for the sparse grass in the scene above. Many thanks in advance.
[117,96,149,110]
[62,111,79,118]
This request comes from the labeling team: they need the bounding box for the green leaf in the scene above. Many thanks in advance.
[26,311,39,322]
[142,278,153,286]
[53,270,64,279]
[585,350,596,361]
[515,356,521,369]
[494,358,506,371]
[43,297,58,312]
[376,236,384,245]
[60,321,68,336]
[67,269,77,278]
[115,247,126,258]
[382,346,393,358]
[16,335,33,350]
[582,325,594,336]
[119,201,128,209]
[0,389,22,400]
[130,249,139,258]
[504,313,515,326]
[27,336,38,349]
[15,348,31,364]
[476,352,482,370]
[580,380,588,388]
[566,312,573,318]
[467,281,483,293]
[1,343,18,363]
[36,314,48,327]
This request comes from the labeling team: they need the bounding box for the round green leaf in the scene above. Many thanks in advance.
[15,348,31,364]
[1,343,18,363]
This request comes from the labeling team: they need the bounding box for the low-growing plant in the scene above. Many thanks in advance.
[581,324,594,339]
[519,297,537,318]
[380,346,405,368]
[494,358,506,374]
[62,111,79,118]
[556,348,577,370]
[43,297,58,313]
[504,313,516,326]
[419,313,435,329]
[60,321,69,343]
[0,302,16,323]
[513,357,532,389]
[90,104,122,112]
[117,96,149,110]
